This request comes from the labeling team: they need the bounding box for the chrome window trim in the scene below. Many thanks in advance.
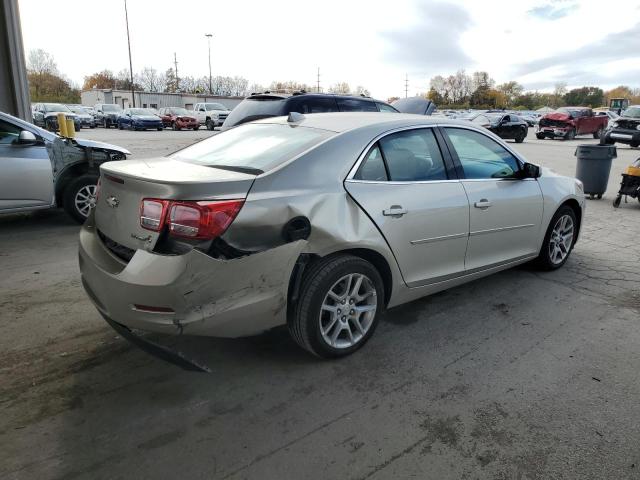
[345,122,531,184]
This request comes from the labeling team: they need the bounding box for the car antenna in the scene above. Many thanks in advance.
[288,112,305,123]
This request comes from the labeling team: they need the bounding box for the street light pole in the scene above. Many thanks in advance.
[124,0,135,107]
[205,33,213,94]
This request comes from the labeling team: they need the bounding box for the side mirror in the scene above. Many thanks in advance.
[517,162,540,179]
[16,130,38,145]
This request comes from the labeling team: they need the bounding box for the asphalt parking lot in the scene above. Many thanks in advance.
[2,127,640,479]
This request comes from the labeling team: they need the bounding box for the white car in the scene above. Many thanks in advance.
[192,102,230,130]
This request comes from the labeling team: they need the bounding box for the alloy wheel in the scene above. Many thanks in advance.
[548,214,574,265]
[74,185,97,218]
[319,273,377,349]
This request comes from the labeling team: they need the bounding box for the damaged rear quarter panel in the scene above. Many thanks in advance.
[178,240,307,337]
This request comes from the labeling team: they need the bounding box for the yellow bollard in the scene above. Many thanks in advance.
[57,112,68,137]
[66,118,76,138]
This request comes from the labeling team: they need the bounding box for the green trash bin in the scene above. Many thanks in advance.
[574,145,617,199]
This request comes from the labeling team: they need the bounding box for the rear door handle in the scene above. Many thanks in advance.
[474,199,492,209]
[383,205,408,217]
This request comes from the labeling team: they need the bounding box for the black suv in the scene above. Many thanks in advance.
[221,92,398,130]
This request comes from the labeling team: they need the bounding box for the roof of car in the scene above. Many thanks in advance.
[248,92,378,102]
[254,112,468,133]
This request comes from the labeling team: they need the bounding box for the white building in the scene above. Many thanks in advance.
[80,89,245,110]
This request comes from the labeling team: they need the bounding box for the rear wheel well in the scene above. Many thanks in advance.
[288,248,392,311]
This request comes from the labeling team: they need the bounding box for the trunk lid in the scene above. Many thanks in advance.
[95,157,255,251]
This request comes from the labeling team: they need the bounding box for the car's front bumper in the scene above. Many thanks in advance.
[604,128,640,145]
[536,126,571,138]
[78,217,305,338]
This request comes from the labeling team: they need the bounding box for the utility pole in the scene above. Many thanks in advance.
[317,67,321,93]
[124,0,135,107]
[404,73,409,98]
[173,52,179,92]
[205,33,213,94]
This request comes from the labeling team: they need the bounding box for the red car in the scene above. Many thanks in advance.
[158,107,199,130]
[536,107,608,140]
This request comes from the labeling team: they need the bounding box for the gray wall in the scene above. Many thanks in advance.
[0,0,30,120]
[81,89,243,110]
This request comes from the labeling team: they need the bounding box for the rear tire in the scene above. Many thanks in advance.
[535,206,577,271]
[515,128,526,143]
[536,133,545,140]
[62,174,99,224]
[289,255,384,358]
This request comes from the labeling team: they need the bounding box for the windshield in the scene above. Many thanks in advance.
[557,108,582,117]
[170,108,190,115]
[172,123,333,172]
[472,114,491,124]
[102,104,122,112]
[44,103,71,113]
[624,107,640,118]
[204,103,227,111]
[129,108,147,115]
[67,106,85,114]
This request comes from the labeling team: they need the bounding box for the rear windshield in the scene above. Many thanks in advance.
[102,105,121,112]
[172,123,332,173]
[223,98,285,128]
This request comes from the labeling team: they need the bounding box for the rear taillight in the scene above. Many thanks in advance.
[140,198,243,240]
[140,199,169,231]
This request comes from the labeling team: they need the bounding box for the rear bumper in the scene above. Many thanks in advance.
[78,217,306,337]
[605,128,640,145]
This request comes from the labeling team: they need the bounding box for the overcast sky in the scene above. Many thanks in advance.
[18,0,640,99]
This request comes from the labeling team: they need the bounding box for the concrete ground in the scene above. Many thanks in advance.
[1,127,640,480]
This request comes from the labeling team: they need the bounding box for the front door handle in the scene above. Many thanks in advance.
[474,199,492,209]
[383,205,408,217]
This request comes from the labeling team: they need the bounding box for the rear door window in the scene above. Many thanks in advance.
[336,98,379,112]
[355,128,448,182]
[377,103,398,113]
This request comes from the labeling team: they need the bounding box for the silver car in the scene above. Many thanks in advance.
[79,113,584,361]
[0,111,129,222]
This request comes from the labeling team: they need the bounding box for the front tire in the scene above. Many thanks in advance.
[536,133,545,140]
[62,174,99,224]
[535,206,577,270]
[205,118,214,130]
[565,128,576,141]
[289,255,384,358]
[515,128,526,143]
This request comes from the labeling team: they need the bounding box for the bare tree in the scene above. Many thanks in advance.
[27,48,57,75]
[553,82,567,107]
[354,85,370,96]
[136,67,163,92]
[329,82,351,94]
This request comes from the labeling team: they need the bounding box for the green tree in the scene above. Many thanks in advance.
[564,87,604,107]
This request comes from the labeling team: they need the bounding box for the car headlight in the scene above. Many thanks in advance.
[575,179,584,191]
[636,124,640,131]
[612,122,619,128]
